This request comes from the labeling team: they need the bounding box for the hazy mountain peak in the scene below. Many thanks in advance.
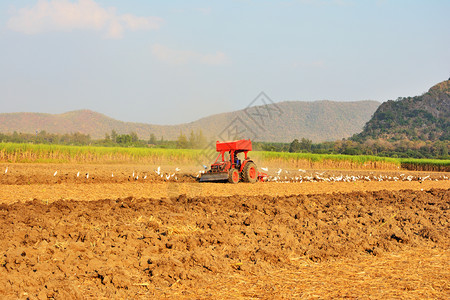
[0,100,381,142]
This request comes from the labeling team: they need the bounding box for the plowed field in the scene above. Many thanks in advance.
[0,163,449,299]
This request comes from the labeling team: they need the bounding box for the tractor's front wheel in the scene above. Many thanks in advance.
[228,168,239,184]
[242,162,258,183]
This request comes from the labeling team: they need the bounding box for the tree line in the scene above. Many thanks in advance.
[274,138,449,159]
[1,131,448,159]
[0,129,208,149]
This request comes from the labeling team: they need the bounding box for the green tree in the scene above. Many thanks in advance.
[116,134,132,144]
[188,130,196,149]
[111,130,118,143]
[149,133,157,144]
[176,131,188,149]
[289,139,300,153]
[299,138,312,151]
[130,132,139,143]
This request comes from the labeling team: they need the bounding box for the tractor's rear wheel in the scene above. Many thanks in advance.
[228,168,239,184]
[242,162,258,183]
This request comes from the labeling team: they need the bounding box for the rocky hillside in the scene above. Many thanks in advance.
[0,100,380,143]
[353,79,450,142]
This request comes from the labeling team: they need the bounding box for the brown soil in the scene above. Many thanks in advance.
[0,163,197,185]
[1,163,448,186]
[0,163,448,204]
[0,164,449,299]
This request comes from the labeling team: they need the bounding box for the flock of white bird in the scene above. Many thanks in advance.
[2,166,181,182]
[2,166,449,183]
[193,167,447,184]
[262,168,448,183]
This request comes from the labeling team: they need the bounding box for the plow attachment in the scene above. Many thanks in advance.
[199,172,228,182]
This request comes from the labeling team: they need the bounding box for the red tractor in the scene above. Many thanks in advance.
[200,139,266,183]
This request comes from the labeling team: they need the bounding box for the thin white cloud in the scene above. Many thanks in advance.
[151,44,227,66]
[7,0,163,39]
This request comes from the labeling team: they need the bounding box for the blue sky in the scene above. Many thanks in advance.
[0,0,449,124]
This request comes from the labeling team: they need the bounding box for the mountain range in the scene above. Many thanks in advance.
[0,100,381,143]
